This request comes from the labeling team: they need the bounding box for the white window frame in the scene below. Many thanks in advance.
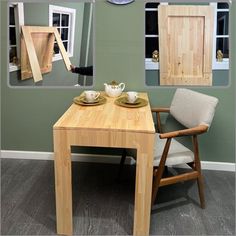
[211,3,229,70]
[145,2,167,70]
[49,5,76,62]
[9,2,24,72]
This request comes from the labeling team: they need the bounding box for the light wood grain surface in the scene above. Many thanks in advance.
[158,5,214,86]
[21,32,54,80]
[54,92,155,133]
[53,92,155,236]
[21,26,71,82]
[21,26,43,82]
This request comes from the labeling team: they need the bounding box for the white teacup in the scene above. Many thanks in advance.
[84,90,100,103]
[127,91,138,103]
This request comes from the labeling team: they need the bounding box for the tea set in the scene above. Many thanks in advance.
[79,80,144,107]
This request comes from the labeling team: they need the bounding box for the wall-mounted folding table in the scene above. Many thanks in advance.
[21,26,71,83]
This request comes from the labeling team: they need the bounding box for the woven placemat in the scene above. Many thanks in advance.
[115,97,148,108]
[73,96,107,106]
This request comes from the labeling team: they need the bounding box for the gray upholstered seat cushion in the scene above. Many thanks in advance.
[153,133,194,166]
[152,89,219,167]
[170,88,219,128]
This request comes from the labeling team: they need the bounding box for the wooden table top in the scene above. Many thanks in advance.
[54,92,155,134]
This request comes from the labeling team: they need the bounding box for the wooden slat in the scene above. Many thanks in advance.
[21,26,43,82]
[20,34,31,80]
[22,26,55,33]
[54,28,71,71]
[158,6,168,75]
[159,171,199,187]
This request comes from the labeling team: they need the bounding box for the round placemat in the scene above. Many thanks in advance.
[115,97,148,108]
[73,96,107,106]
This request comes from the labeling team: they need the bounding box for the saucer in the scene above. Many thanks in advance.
[115,97,148,108]
[73,95,107,106]
[124,98,141,105]
[81,97,99,104]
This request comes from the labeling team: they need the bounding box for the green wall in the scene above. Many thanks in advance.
[78,2,93,86]
[1,0,235,163]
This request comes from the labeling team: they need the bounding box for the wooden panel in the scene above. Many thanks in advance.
[21,26,71,82]
[21,32,54,80]
[158,6,214,86]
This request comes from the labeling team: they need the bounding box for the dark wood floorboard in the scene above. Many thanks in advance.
[1,158,235,235]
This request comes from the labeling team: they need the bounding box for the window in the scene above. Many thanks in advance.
[8,3,24,72]
[49,5,76,61]
[145,2,168,70]
[145,3,159,70]
[211,2,229,70]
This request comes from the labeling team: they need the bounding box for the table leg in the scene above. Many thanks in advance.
[54,129,73,235]
[133,133,154,236]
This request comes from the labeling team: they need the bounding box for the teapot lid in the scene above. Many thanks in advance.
[108,80,119,85]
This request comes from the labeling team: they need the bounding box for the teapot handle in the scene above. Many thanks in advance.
[119,83,125,91]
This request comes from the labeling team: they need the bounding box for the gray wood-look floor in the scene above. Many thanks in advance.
[1,158,235,235]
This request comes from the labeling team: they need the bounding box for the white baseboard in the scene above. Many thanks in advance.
[1,150,235,172]
[0,150,134,165]
[200,161,235,172]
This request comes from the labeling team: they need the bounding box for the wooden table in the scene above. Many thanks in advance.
[53,92,155,236]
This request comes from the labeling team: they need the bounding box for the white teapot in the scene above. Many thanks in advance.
[104,81,125,97]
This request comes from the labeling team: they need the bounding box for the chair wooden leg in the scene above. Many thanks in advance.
[197,175,205,209]
[152,138,171,206]
[193,135,205,209]
[117,149,127,180]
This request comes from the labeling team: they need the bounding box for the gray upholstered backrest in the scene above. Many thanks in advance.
[170,88,219,128]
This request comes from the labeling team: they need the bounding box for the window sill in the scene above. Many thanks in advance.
[145,60,229,71]
[145,59,159,70]
[52,52,73,62]
[9,64,20,72]
[212,61,229,70]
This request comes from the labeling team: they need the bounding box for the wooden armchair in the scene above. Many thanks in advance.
[120,88,219,208]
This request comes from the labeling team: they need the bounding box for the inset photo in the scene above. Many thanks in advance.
[8,1,94,87]
[145,1,229,87]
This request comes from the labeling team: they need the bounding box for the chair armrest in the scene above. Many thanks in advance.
[159,125,208,139]
[151,107,170,133]
[151,107,170,113]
